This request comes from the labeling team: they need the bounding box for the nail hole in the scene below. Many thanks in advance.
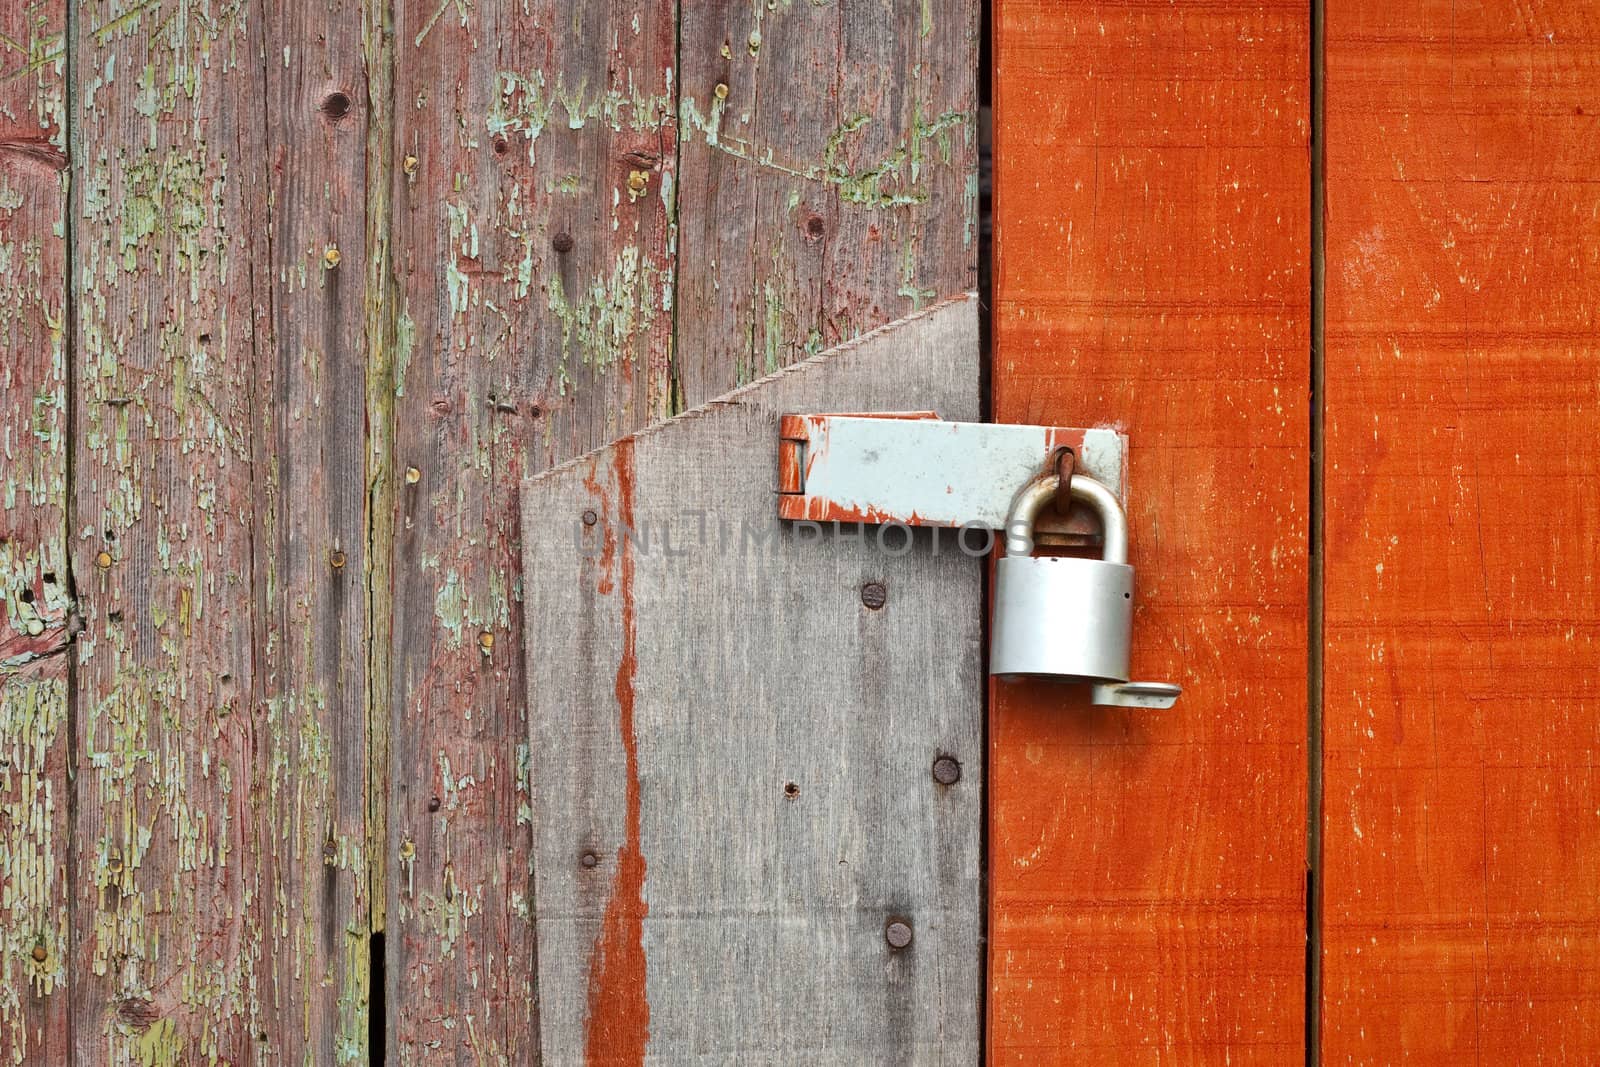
[805,214,825,239]
[527,403,543,418]
[492,134,510,155]
[783,781,800,799]
[1124,592,1131,599]
[198,332,211,344]
[322,92,352,119]
[104,529,116,541]
[19,590,33,604]
[42,572,56,585]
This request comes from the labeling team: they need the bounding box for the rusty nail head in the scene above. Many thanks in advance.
[885,918,913,950]
[95,550,113,569]
[580,851,599,869]
[30,943,47,964]
[405,466,421,484]
[428,796,441,812]
[552,231,574,253]
[330,549,347,570]
[582,509,598,527]
[860,581,887,610]
[932,756,962,785]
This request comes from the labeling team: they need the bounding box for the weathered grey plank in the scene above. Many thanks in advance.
[675,1,979,403]
[0,3,70,1060]
[524,295,982,1063]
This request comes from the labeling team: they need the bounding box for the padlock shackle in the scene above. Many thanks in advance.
[1004,473,1128,564]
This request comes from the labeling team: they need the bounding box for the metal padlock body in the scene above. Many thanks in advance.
[989,473,1134,682]
[991,554,1132,681]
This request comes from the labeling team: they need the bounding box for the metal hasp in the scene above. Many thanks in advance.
[777,413,1180,710]
[778,412,1125,540]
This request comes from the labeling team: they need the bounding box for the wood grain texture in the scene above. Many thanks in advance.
[524,295,982,1064]
[69,1,370,1060]
[675,0,979,405]
[0,2,69,1062]
[1322,4,1600,1059]
[383,3,977,1062]
[383,2,678,1061]
[990,1,1311,1061]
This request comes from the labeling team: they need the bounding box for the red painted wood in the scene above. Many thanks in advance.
[1322,4,1600,1058]
[0,2,70,1060]
[990,1,1311,1060]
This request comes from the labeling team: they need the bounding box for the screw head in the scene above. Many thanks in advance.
[884,918,913,950]
[860,581,887,610]
[932,756,962,786]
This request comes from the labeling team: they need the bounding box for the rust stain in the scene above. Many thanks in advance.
[584,437,650,1064]
[582,459,619,596]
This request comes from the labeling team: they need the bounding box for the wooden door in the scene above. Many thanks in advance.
[992,1,1600,1063]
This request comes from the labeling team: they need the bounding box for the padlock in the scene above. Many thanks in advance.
[990,471,1180,708]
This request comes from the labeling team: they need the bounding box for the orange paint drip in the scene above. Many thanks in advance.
[584,437,650,1064]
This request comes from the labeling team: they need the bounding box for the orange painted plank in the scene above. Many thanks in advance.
[1322,4,1600,1059]
[991,1,1311,1061]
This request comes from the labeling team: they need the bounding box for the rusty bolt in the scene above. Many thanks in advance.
[330,549,347,570]
[30,943,47,964]
[403,154,419,176]
[405,466,421,485]
[551,231,574,254]
[323,246,341,269]
[860,581,887,610]
[581,509,598,527]
[580,851,599,869]
[932,756,962,786]
[428,796,441,812]
[95,550,113,569]
[884,918,913,950]
[713,82,730,101]
[626,169,649,195]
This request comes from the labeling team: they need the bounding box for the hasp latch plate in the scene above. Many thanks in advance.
[777,413,1127,544]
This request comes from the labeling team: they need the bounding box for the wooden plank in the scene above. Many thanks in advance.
[675,0,979,404]
[383,2,678,1061]
[989,1,1311,1061]
[523,296,982,1062]
[70,2,370,1059]
[0,2,69,1061]
[1321,4,1600,1058]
